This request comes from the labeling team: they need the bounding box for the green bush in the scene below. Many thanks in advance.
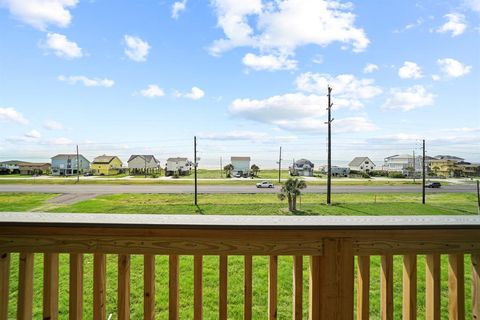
[388,172,405,178]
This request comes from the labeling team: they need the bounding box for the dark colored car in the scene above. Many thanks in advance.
[426,182,441,188]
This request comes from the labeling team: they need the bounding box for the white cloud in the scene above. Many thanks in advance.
[382,85,435,111]
[50,137,72,145]
[172,0,187,19]
[432,74,441,81]
[398,61,423,79]
[436,13,467,36]
[363,63,378,74]
[58,75,114,87]
[274,116,377,133]
[0,107,28,125]
[44,33,83,59]
[175,87,205,100]
[200,130,298,143]
[464,0,480,13]
[44,120,63,130]
[124,35,150,62]
[437,58,472,77]
[24,129,41,139]
[312,54,323,64]
[242,53,297,71]
[0,0,78,30]
[139,84,165,98]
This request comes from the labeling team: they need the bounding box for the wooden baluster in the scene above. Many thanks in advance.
[0,253,9,320]
[17,252,34,320]
[357,256,370,320]
[144,255,155,320]
[118,254,130,320]
[93,253,106,320]
[269,256,278,320]
[472,254,480,320]
[448,254,465,320]
[309,256,320,320]
[169,255,179,320]
[44,253,59,320]
[426,254,440,320]
[403,254,417,320]
[292,255,303,320]
[69,254,83,320]
[381,254,393,320]
[194,255,203,320]
[219,255,228,320]
[244,255,252,320]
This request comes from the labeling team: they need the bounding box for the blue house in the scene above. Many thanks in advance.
[51,154,90,176]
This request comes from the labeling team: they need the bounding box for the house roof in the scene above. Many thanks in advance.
[435,155,464,161]
[18,162,51,168]
[294,159,314,168]
[231,156,251,161]
[127,155,159,163]
[92,155,121,164]
[349,157,375,167]
[0,160,26,165]
[51,154,88,161]
[167,157,188,162]
[385,154,413,160]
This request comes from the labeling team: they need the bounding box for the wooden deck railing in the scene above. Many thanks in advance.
[0,213,479,319]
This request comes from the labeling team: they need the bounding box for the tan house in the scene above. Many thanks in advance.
[18,162,51,175]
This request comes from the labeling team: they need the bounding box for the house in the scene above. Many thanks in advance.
[18,162,51,175]
[0,160,25,174]
[430,159,480,178]
[51,154,90,176]
[127,155,161,174]
[434,155,464,162]
[91,155,124,176]
[319,165,350,177]
[348,157,376,173]
[166,157,192,176]
[457,162,480,177]
[231,156,251,177]
[289,159,315,177]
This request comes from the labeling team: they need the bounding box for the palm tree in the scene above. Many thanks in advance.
[250,164,260,177]
[277,178,307,211]
[223,164,234,178]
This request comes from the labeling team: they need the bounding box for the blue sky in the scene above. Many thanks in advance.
[0,0,479,168]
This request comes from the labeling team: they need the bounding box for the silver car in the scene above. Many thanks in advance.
[256,181,274,188]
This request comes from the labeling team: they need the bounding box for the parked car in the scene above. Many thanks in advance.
[426,182,441,188]
[84,172,94,176]
[256,181,274,188]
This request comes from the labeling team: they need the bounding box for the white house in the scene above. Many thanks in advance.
[289,159,315,176]
[348,157,376,173]
[319,165,350,177]
[231,156,251,176]
[166,157,192,176]
[127,155,161,174]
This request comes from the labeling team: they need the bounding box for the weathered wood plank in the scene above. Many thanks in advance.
[144,254,155,320]
[355,239,480,255]
[169,255,179,320]
[269,256,278,320]
[194,255,203,320]
[473,254,480,320]
[17,252,34,320]
[448,254,465,320]
[381,254,393,320]
[118,254,130,320]
[244,255,252,320]
[69,253,83,320]
[356,256,370,320]
[219,255,228,320]
[0,253,9,320]
[309,256,320,320]
[93,253,106,320]
[43,253,59,320]
[403,254,417,320]
[293,255,303,320]
[426,254,441,320]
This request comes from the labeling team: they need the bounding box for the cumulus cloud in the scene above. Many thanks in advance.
[44,33,83,59]
[124,35,150,62]
[398,61,423,79]
[382,85,435,111]
[436,13,467,36]
[242,53,297,71]
[172,0,187,19]
[437,58,472,77]
[0,107,28,125]
[0,0,78,30]
[175,87,205,100]
[24,129,41,139]
[44,120,63,130]
[363,63,378,74]
[58,75,114,87]
[464,0,480,13]
[139,84,165,98]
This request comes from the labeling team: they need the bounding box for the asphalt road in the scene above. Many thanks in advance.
[0,184,476,194]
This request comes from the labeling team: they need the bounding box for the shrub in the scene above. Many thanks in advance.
[388,172,405,178]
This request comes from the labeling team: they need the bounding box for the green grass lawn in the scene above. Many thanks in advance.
[0,193,58,211]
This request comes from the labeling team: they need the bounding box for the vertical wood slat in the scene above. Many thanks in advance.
[356,256,370,320]
[69,253,83,320]
[0,253,9,320]
[381,254,393,320]
[44,253,59,320]
[194,255,203,320]
[118,254,130,320]
[169,255,179,320]
[244,255,252,320]
[448,254,465,320]
[17,252,34,320]
[269,256,278,320]
[93,253,106,320]
[219,255,228,320]
[144,255,155,320]
[426,254,441,320]
[309,256,321,320]
[473,254,480,320]
[292,255,303,320]
[403,254,417,320]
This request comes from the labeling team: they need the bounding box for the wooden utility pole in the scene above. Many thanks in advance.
[326,86,334,205]
[144,155,147,178]
[422,139,426,204]
[76,145,80,183]
[194,136,197,206]
[476,180,480,214]
[278,146,282,183]
[412,150,416,183]
[220,156,223,178]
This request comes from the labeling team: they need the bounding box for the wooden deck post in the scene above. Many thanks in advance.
[0,253,9,320]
